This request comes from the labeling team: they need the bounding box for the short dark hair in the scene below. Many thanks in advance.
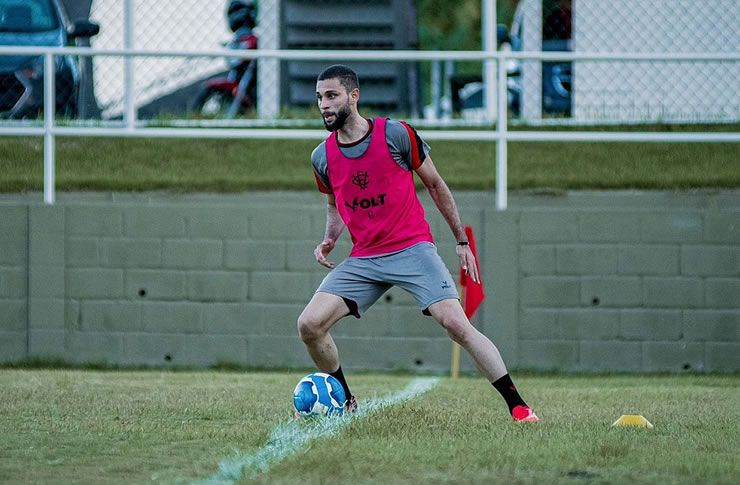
[317,64,359,93]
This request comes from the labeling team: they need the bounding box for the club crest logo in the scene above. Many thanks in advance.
[352,170,370,190]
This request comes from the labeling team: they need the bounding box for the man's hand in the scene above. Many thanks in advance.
[456,244,480,284]
[314,239,336,269]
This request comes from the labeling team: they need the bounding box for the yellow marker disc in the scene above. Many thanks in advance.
[612,414,654,428]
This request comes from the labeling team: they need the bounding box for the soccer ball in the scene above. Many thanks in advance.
[293,372,347,417]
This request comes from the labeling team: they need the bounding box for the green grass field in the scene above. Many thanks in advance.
[2,123,739,193]
[1,369,738,485]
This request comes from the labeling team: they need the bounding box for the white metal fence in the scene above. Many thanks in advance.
[512,0,740,123]
[64,0,740,124]
[1,0,739,208]
[2,45,739,209]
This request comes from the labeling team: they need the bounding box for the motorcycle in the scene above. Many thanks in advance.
[192,0,257,118]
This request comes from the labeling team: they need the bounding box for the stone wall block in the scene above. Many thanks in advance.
[643,277,703,308]
[641,213,702,243]
[580,341,642,371]
[579,212,641,242]
[66,206,122,236]
[249,272,314,303]
[123,207,185,237]
[187,271,247,302]
[618,245,680,275]
[521,276,581,307]
[682,246,740,276]
[520,211,579,242]
[581,277,642,307]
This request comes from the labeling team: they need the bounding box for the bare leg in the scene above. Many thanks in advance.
[297,292,350,372]
[426,299,508,381]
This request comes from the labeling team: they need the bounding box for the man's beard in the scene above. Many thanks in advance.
[323,102,351,131]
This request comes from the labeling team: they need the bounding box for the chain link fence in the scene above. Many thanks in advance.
[0,0,737,125]
[88,0,235,119]
[509,0,739,123]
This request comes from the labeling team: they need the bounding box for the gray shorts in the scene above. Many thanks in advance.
[317,242,459,318]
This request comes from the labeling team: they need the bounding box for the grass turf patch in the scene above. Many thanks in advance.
[260,374,739,485]
[0,370,737,484]
[0,369,411,484]
[1,128,738,192]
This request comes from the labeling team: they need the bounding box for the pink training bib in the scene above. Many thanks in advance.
[326,117,434,257]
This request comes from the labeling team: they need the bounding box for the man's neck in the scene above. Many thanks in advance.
[336,115,370,144]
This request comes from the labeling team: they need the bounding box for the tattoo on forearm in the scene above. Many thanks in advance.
[325,205,345,241]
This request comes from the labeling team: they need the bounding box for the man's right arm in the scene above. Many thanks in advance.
[314,194,344,269]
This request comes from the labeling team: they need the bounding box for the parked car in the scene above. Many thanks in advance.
[0,0,99,118]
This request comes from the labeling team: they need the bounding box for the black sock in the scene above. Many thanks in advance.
[329,365,352,400]
[492,374,527,414]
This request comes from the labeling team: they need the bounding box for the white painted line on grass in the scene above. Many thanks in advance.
[192,377,440,485]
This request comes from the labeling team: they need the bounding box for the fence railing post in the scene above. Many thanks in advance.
[124,0,136,130]
[482,0,497,122]
[43,52,55,205]
[496,54,508,211]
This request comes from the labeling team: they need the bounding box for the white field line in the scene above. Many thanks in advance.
[191,377,440,485]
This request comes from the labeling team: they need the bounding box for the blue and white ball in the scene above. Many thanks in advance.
[293,372,347,417]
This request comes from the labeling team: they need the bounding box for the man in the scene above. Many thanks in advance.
[298,65,538,422]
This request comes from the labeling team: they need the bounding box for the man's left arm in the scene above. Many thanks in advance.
[416,157,480,284]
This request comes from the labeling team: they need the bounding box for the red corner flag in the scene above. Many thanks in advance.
[459,225,485,319]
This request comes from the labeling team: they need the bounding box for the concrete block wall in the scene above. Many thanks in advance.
[0,205,27,362]
[509,193,740,372]
[0,191,738,372]
[0,194,469,372]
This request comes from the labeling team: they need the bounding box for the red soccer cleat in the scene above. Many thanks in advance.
[512,405,539,422]
[345,395,358,414]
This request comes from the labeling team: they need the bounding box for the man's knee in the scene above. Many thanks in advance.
[298,292,351,342]
[438,314,475,345]
[428,300,474,344]
[297,312,327,342]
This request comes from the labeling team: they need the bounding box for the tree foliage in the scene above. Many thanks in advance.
[416,0,519,50]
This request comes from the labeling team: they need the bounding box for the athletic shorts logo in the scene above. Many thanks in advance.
[352,170,370,190]
[441,280,451,289]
